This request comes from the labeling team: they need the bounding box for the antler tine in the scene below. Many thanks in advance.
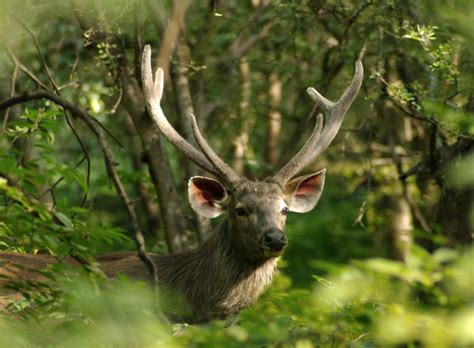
[269,113,324,185]
[189,114,240,184]
[141,45,229,181]
[273,59,363,186]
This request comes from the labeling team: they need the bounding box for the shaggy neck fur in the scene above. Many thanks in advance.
[0,223,278,322]
[154,220,278,323]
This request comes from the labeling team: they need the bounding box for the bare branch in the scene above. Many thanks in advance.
[230,22,273,62]
[3,43,49,90]
[124,114,161,239]
[121,55,187,252]
[63,111,90,213]
[228,3,273,62]
[0,91,159,288]
[377,74,473,140]
[9,13,61,94]
[154,0,191,78]
[2,58,18,132]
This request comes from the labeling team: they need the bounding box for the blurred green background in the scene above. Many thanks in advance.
[0,0,473,346]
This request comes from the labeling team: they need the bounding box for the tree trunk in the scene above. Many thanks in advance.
[265,71,282,166]
[436,139,474,245]
[171,39,212,243]
[120,64,187,252]
[438,185,473,245]
[233,58,252,175]
[388,194,413,260]
[124,114,161,240]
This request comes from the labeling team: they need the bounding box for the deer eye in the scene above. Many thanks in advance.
[281,206,289,215]
[235,206,248,217]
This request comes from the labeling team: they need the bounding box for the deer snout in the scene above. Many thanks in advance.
[261,228,287,252]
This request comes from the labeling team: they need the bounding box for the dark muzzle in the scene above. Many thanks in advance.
[261,228,287,252]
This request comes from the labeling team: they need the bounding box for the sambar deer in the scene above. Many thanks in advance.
[0,45,363,323]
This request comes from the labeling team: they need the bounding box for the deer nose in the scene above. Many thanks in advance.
[261,228,287,251]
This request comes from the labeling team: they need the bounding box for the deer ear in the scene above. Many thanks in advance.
[284,169,326,213]
[188,176,228,218]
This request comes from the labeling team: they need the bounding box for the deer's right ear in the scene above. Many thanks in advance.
[188,176,228,218]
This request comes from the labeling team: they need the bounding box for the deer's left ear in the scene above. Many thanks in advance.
[284,169,326,213]
[188,176,228,218]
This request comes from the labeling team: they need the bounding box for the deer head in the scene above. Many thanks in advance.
[141,45,363,262]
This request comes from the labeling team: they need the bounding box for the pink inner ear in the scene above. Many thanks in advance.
[296,174,324,196]
[192,190,210,206]
[191,178,226,202]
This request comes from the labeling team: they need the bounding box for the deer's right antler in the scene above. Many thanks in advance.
[141,45,240,185]
[271,58,364,186]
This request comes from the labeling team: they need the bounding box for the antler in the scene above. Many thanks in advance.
[141,45,240,184]
[188,113,240,183]
[272,59,364,186]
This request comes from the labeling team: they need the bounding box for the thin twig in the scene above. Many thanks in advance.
[229,22,273,62]
[110,83,123,114]
[58,81,79,91]
[63,111,91,213]
[69,55,80,82]
[89,117,124,149]
[228,2,273,62]
[5,14,155,283]
[10,12,61,93]
[5,32,93,211]
[98,130,159,288]
[378,75,474,140]
[0,91,159,289]
[3,43,50,90]
[40,156,87,198]
[8,37,123,150]
[2,59,19,131]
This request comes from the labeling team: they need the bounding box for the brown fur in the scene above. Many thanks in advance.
[100,223,278,322]
[101,181,285,322]
[0,181,285,322]
[0,225,277,322]
[0,175,328,324]
[1,49,361,321]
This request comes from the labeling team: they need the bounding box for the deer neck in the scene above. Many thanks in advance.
[200,219,277,276]
[156,220,278,321]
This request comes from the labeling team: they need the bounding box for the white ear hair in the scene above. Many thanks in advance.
[188,176,228,218]
[285,169,326,213]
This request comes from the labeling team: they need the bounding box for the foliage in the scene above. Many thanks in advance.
[0,105,129,259]
[0,0,472,347]
[0,246,472,347]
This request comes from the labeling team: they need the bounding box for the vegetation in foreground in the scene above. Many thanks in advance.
[0,0,473,346]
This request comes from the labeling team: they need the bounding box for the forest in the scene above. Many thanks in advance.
[0,0,473,347]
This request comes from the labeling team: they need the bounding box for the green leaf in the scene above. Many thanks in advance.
[54,212,74,230]
[0,157,17,171]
